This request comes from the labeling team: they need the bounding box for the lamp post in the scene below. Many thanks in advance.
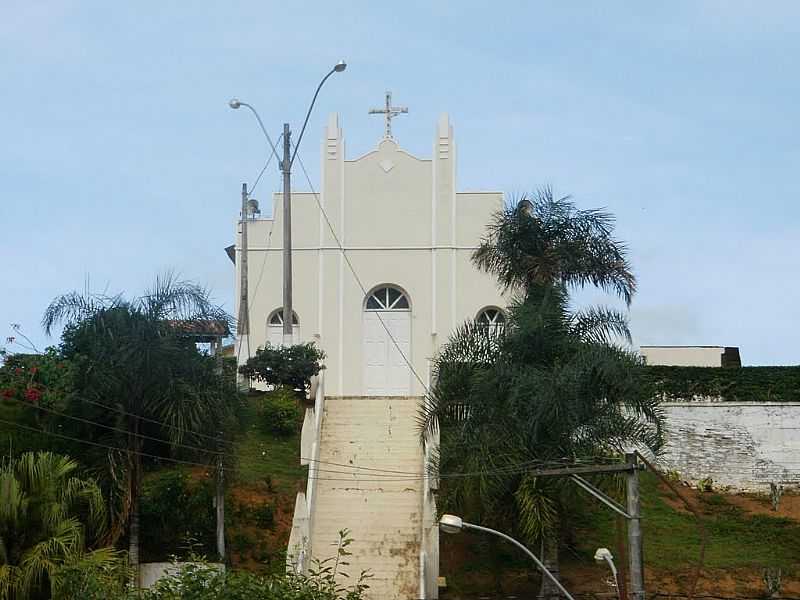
[230,60,346,346]
[439,514,576,600]
[594,547,622,600]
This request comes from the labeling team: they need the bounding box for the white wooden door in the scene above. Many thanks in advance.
[363,286,412,396]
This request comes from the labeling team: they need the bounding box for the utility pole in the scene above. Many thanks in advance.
[238,182,249,355]
[625,452,645,600]
[281,123,293,345]
[216,435,225,562]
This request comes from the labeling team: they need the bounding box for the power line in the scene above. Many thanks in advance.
[8,403,794,482]
[249,134,282,196]
[61,395,234,447]
[293,149,430,395]
[2,398,638,480]
[0,417,211,468]
[3,396,219,457]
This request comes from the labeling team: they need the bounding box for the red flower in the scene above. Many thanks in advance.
[1,388,15,399]
[24,387,41,403]
[30,367,38,374]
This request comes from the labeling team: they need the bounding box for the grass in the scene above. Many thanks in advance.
[573,472,800,571]
[231,392,306,494]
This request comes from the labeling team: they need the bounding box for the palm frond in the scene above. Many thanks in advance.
[41,291,121,336]
[570,306,632,345]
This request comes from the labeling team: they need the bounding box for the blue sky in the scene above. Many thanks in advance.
[1,1,798,365]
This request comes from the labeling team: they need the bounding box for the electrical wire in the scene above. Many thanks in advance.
[249,134,282,196]
[1,399,643,480]
[52,394,233,447]
[2,396,219,456]
[0,397,533,476]
[7,400,796,482]
[0,417,212,468]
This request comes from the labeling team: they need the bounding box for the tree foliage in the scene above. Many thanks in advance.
[40,273,237,567]
[239,343,326,394]
[420,193,663,595]
[0,451,122,599]
[473,188,636,305]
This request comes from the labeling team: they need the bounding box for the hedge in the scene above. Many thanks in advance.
[644,366,800,402]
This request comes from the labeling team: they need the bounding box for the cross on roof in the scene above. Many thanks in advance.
[368,91,408,139]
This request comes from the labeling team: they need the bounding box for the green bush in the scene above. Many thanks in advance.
[54,531,371,600]
[140,468,216,561]
[258,389,302,436]
[251,502,275,529]
[239,343,325,393]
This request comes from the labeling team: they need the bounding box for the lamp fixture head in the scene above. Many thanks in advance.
[594,547,613,563]
[228,98,242,109]
[439,514,464,534]
[334,60,347,73]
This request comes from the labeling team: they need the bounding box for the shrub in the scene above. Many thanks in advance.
[251,502,275,529]
[239,343,325,394]
[140,468,216,561]
[258,388,302,436]
[139,530,369,599]
[54,532,371,600]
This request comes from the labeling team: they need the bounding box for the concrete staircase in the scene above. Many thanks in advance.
[309,396,424,600]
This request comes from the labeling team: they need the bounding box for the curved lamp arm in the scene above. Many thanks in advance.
[237,102,282,168]
[439,516,576,600]
[290,61,346,168]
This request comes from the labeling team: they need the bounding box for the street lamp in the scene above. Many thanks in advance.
[438,514,576,600]
[229,60,346,346]
[594,547,621,600]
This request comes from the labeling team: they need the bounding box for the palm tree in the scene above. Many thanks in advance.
[0,451,120,599]
[420,194,662,598]
[41,273,233,581]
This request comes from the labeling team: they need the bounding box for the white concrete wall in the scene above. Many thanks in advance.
[660,402,800,491]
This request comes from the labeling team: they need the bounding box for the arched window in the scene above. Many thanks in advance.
[267,308,299,346]
[365,286,410,311]
[267,309,299,326]
[476,307,506,333]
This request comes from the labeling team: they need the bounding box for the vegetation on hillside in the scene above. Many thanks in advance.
[421,190,664,598]
[40,273,237,574]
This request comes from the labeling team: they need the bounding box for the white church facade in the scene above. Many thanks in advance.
[235,109,505,397]
[233,103,506,599]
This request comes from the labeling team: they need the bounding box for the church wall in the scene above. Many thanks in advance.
[456,192,504,245]
[660,401,800,491]
[344,144,432,248]
[455,252,507,324]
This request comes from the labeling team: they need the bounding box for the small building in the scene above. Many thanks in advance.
[640,345,741,368]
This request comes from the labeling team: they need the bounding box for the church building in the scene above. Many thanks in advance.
[233,96,506,599]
